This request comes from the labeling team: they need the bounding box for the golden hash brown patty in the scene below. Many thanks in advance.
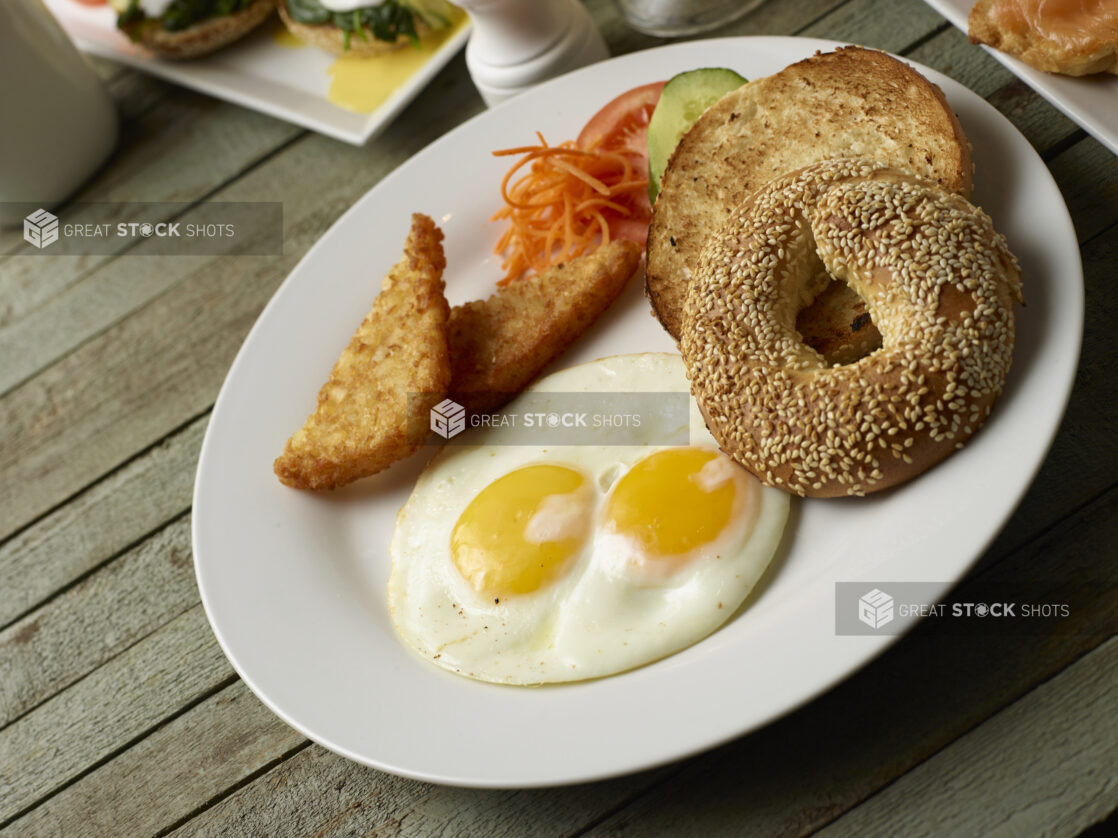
[449,239,642,414]
[274,213,451,490]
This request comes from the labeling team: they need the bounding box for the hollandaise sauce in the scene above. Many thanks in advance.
[325,14,468,114]
[272,21,307,49]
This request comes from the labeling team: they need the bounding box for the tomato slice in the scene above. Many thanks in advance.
[576,81,666,247]
[578,81,666,166]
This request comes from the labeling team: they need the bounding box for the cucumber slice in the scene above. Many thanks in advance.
[647,67,748,203]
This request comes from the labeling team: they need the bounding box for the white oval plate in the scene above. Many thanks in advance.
[193,37,1083,787]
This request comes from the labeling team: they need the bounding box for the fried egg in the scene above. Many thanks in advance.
[387,353,789,684]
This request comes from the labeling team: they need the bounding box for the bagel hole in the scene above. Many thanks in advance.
[796,271,882,366]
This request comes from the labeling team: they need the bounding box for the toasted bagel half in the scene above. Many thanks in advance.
[647,47,973,362]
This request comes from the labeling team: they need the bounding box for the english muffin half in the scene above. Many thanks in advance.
[112,0,276,60]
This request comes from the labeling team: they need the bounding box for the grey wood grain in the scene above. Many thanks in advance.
[0,56,481,543]
[0,251,272,543]
[0,517,196,729]
[814,636,1118,837]
[0,250,252,397]
[1048,139,1118,243]
[802,0,946,51]
[909,26,1079,151]
[585,0,851,59]
[575,487,1117,838]
[81,57,170,124]
[0,415,205,627]
[168,744,672,838]
[1,680,306,838]
[103,68,175,124]
[0,605,233,824]
[0,90,302,330]
[974,223,1118,570]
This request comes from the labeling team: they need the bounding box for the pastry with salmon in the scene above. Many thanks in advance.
[969,0,1118,76]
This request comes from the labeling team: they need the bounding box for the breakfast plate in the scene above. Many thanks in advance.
[922,0,1118,156]
[193,37,1083,787]
[42,0,471,145]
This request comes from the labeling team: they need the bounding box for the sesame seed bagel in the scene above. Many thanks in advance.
[680,159,1022,498]
[648,47,974,350]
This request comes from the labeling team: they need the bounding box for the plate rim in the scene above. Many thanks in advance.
[192,35,1085,788]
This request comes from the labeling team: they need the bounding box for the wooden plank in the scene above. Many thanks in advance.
[0,248,270,543]
[908,27,1079,151]
[0,247,216,396]
[586,0,852,59]
[0,415,205,627]
[167,743,671,838]
[572,486,1117,838]
[0,89,302,331]
[1048,138,1118,244]
[803,0,946,52]
[0,517,196,727]
[0,605,233,824]
[0,680,306,838]
[0,446,1106,837]
[813,637,1118,837]
[974,223,1117,567]
[169,746,439,838]
[0,53,482,542]
[103,68,174,124]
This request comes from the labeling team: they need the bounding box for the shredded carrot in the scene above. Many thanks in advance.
[490,132,650,284]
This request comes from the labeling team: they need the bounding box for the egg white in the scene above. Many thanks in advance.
[387,353,790,684]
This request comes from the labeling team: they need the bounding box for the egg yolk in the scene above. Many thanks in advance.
[451,465,591,597]
[605,448,741,559]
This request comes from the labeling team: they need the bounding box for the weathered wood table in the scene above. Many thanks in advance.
[2,0,1116,834]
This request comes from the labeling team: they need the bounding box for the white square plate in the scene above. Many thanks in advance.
[44,0,470,145]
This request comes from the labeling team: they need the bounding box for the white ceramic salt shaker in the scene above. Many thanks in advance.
[454,0,609,107]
